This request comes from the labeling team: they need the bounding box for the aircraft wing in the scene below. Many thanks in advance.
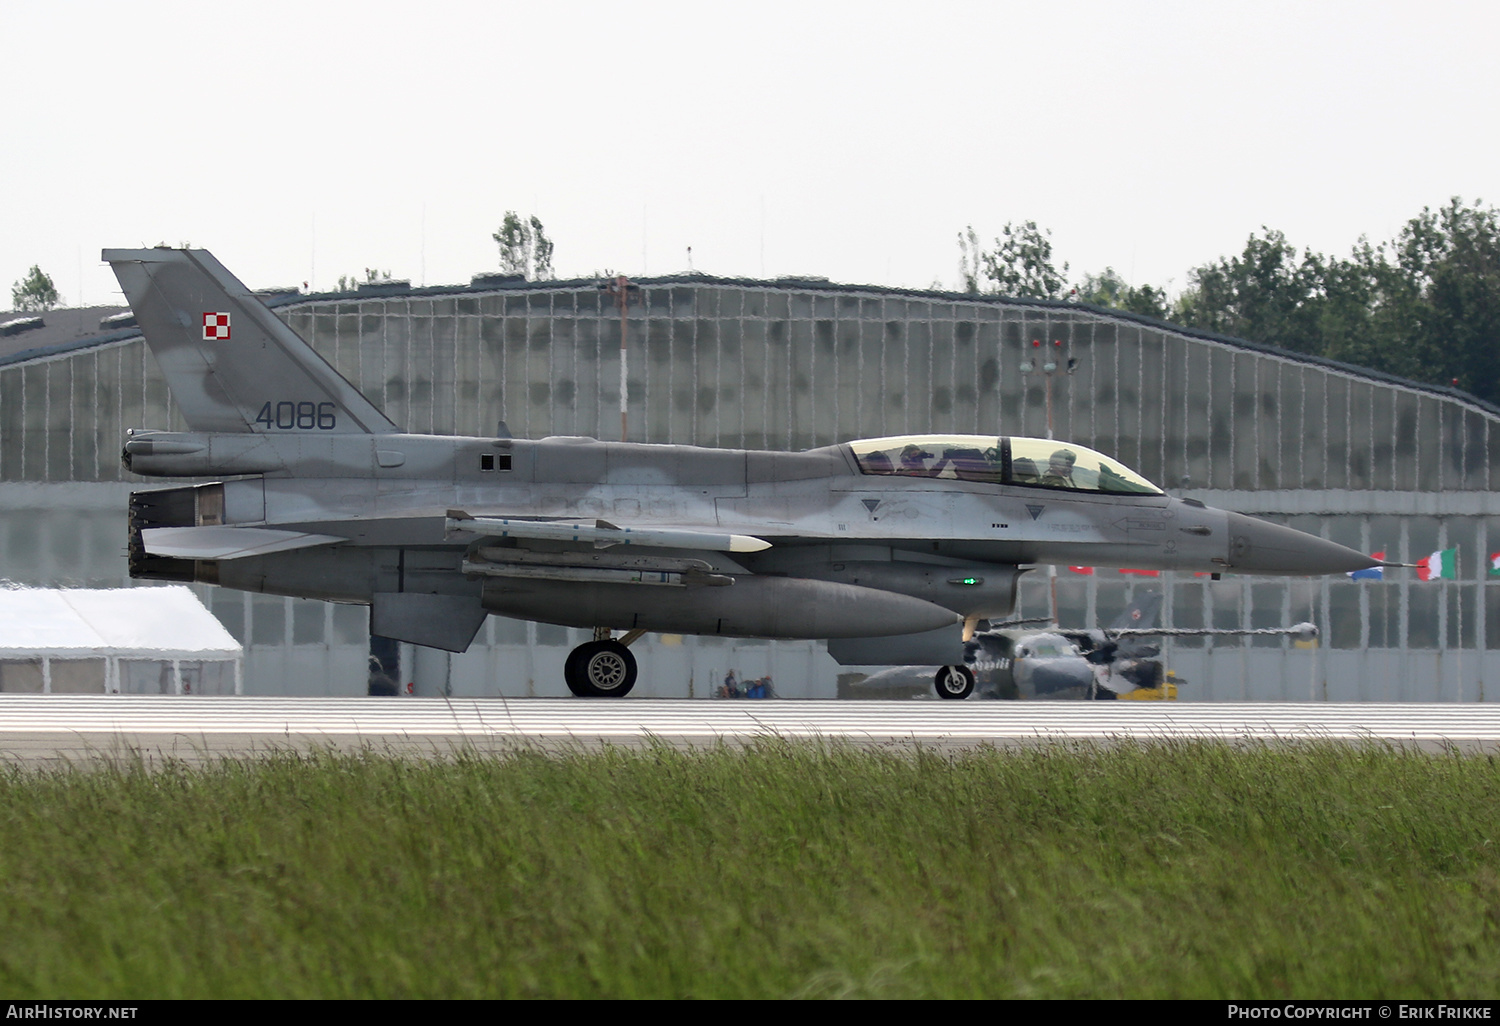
[1108,623,1319,642]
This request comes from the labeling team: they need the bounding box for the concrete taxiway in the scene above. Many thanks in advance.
[0,695,1497,766]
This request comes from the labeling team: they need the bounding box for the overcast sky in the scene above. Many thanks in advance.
[4,0,1498,309]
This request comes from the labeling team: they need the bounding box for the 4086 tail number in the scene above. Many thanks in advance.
[256,401,337,429]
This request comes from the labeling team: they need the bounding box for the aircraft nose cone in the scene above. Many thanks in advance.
[1224,512,1377,576]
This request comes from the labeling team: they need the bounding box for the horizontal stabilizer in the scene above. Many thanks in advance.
[141,526,346,560]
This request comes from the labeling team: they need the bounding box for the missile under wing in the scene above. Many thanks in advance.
[104,248,1381,698]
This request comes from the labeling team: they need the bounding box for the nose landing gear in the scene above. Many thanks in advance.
[933,664,975,700]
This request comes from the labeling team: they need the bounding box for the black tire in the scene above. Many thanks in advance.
[564,640,637,698]
[934,664,975,700]
[563,645,591,697]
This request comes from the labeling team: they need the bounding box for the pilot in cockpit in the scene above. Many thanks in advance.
[899,444,935,476]
[1042,448,1077,488]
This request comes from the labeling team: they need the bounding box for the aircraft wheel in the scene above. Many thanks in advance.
[934,665,975,700]
[563,646,590,697]
[564,640,637,698]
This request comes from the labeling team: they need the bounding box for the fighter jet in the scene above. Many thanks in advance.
[104,248,1380,698]
[970,593,1321,701]
[852,593,1177,701]
[970,593,1169,701]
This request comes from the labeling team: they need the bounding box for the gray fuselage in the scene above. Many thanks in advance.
[126,430,1370,659]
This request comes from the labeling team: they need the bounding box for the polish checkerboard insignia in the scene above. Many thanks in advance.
[202,312,231,340]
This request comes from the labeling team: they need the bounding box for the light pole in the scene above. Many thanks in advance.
[1018,337,1075,440]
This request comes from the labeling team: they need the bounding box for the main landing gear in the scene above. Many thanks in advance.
[564,628,645,698]
[933,664,975,700]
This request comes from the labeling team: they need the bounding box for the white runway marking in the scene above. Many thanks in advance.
[1,696,1498,763]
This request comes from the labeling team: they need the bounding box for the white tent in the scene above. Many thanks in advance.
[0,586,242,695]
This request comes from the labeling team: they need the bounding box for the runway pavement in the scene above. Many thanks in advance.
[1,695,1498,766]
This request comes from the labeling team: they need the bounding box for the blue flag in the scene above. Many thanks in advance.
[1347,551,1384,581]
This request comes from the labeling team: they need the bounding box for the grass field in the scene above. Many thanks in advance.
[0,740,1496,999]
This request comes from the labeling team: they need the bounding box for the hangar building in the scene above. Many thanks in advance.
[2,268,1496,700]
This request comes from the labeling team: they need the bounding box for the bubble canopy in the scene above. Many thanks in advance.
[848,434,1163,496]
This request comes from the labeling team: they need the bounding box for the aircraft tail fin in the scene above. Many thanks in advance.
[103,248,398,434]
[1107,590,1163,632]
[1109,590,1164,659]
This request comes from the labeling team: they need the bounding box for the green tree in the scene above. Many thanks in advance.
[953,202,1500,403]
[957,226,984,294]
[988,221,1069,299]
[1308,240,1383,371]
[1173,199,1500,402]
[959,221,1069,299]
[957,225,1168,313]
[11,265,60,312]
[1382,198,1500,399]
[493,212,555,280]
[1173,229,1330,354]
[1076,267,1171,320]
[337,268,394,292]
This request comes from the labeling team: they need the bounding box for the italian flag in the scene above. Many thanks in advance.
[1416,548,1458,581]
[1488,552,1500,576]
